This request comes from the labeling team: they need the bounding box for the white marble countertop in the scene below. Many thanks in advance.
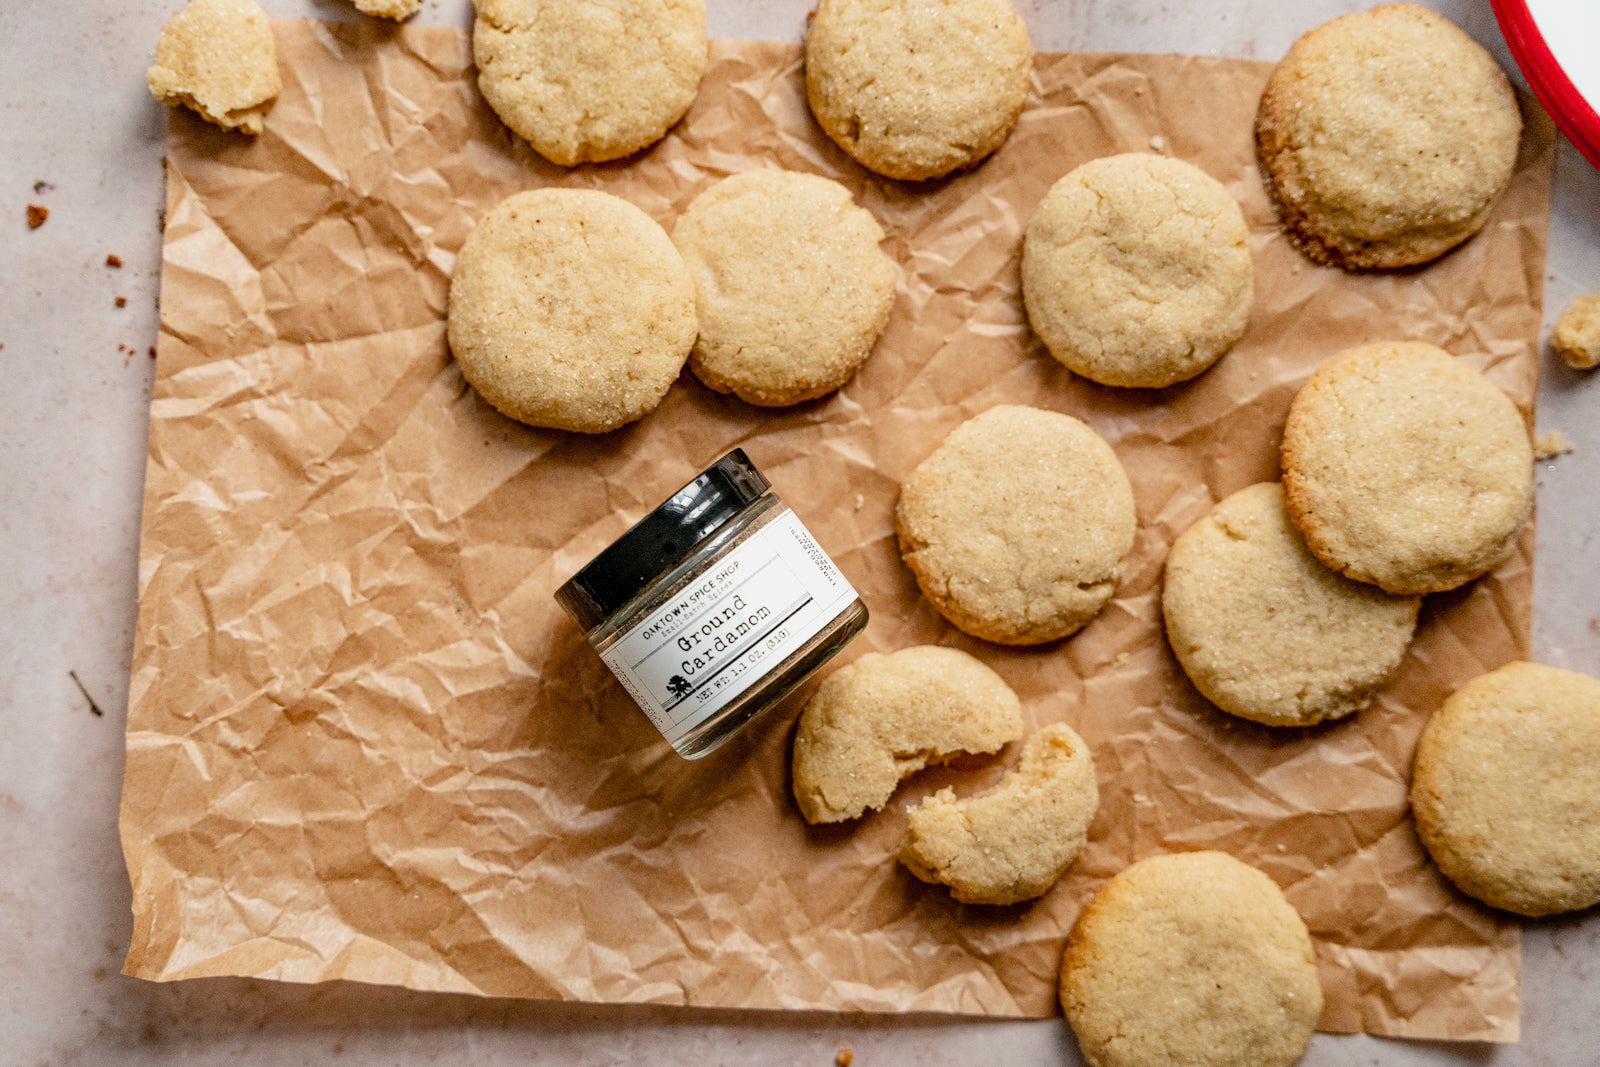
[2,1,1596,1064]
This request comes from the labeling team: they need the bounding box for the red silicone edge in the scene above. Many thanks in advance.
[1492,0,1600,169]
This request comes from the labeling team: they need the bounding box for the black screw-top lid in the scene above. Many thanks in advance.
[555,450,771,632]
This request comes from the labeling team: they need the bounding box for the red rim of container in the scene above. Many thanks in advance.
[1492,0,1600,169]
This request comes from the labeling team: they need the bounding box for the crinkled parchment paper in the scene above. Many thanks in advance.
[122,21,1554,1040]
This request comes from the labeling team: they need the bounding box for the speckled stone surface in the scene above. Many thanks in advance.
[2,2,1596,1064]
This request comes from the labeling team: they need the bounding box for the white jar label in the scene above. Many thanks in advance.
[599,509,858,744]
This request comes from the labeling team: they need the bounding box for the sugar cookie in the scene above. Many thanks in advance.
[1412,661,1600,917]
[1061,851,1323,1067]
[791,646,1024,824]
[899,722,1098,905]
[896,406,1136,645]
[1280,342,1533,595]
[473,0,707,166]
[447,188,696,433]
[1255,3,1521,269]
[1023,153,1254,388]
[1163,483,1420,726]
[804,0,1032,181]
[672,170,896,406]
[147,0,280,136]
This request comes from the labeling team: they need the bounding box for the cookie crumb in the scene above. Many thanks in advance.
[149,346,158,359]
[853,494,864,510]
[106,254,123,268]
[835,1043,853,1067]
[115,296,127,308]
[1553,293,1600,370]
[27,204,48,228]
[1149,134,1166,151]
[1534,430,1575,461]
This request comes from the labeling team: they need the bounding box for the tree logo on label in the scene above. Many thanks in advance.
[666,675,692,701]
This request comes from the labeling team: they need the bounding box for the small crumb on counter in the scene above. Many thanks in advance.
[836,1042,854,1067]
[33,179,52,194]
[1534,430,1575,461]
[1553,293,1600,370]
[26,204,47,228]
[149,346,158,359]
[107,254,123,268]
[115,296,127,308]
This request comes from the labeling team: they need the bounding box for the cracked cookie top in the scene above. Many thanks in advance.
[473,0,707,166]
[803,0,1032,181]
[1022,153,1254,388]
[895,405,1135,645]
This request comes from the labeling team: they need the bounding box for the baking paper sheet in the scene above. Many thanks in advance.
[122,21,1555,1040]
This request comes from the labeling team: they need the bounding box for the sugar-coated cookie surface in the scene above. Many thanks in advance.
[1255,3,1521,269]
[1411,661,1600,917]
[791,646,1024,824]
[1280,341,1533,595]
[804,0,1032,181]
[1060,851,1323,1067]
[146,0,281,136]
[671,170,896,406]
[446,188,696,434]
[474,0,707,167]
[896,405,1136,645]
[1553,293,1600,371]
[898,722,1098,905]
[1163,483,1420,727]
[1022,153,1254,388]
[351,0,421,19]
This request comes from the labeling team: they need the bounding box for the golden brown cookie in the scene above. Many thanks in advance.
[473,0,707,166]
[896,405,1136,645]
[446,188,696,433]
[803,0,1033,181]
[1553,293,1600,370]
[1411,661,1600,917]
[1060,851,1323,1067]
[898,722,1098,905]
[1255,3,1521,269]
[1162,483,1420,727]
[1280,341,1533,595]
[146,0,280,135]
[791,646,1024,824]
[1022,153,1254,388]
[671,170,897,406]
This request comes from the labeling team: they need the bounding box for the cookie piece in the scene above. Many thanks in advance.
[671,170,896,406]
[473,0,707,167]
[1280,342,1533,595]
[446,188,696,433]
[146,0,280,136]
[896,406,1136,645]
[351,0,421,18]
[1022,154,1254,388]
[1162,483,1420,727]
[791,646,1023,824]
[1411,661,1600,917]
[1255,3,1521,269]
[1061,852,1323,1067]
[1553,293,1600,371]
[898,722,1098,905]
[804,0,1032,181]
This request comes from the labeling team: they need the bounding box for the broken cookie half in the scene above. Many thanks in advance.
[791,646,1023,825]
[898,722,1098,905]
[147,0,280,135]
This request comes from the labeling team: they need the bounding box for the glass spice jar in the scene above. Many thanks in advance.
[555,450,868,759]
